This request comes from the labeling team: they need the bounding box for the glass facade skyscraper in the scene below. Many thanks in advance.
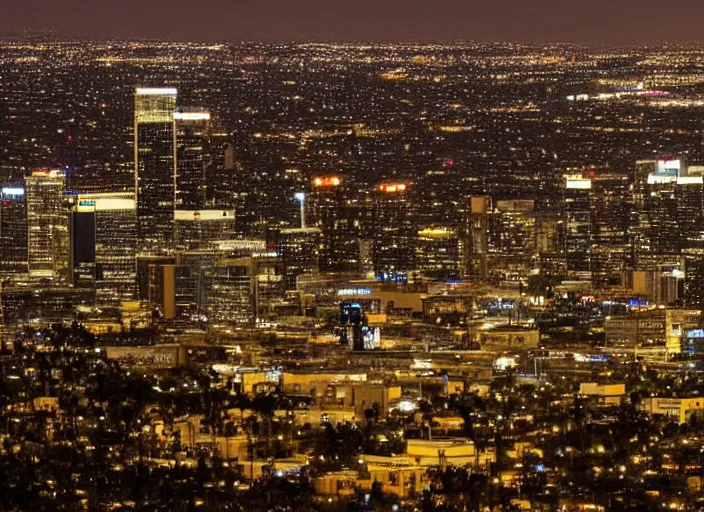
[0,187,27,275]
[134,87,177,254]
[72,193,137,304]
[175,110,210,210]
[25,169,68,278]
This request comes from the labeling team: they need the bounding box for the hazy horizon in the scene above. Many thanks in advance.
[1,0,702,45]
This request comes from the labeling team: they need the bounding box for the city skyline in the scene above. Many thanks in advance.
[3,36,704,512]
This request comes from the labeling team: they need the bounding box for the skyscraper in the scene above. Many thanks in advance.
[270,227,322,290]
[415,227,459,280]
[175,110,210,210]
[589,173,631,287]
[311,176,360,273]
[488,200,537,278]
[0,187,27,274]
[134,87,177,254]
[635,158,683,262]
[676,176,704,251]
[563,175,592,279]
[71,193,138,303]
[25,169,68,278]
[372,183,414,279]
[464,196,491,281]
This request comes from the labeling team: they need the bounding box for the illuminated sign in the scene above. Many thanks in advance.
[1,187,24,196]
[252,252,278,258]
[337,288,372,296]
[379,183,407,193]
[313,177,341,187]
[647,174,677,184]
[677,176,703,185]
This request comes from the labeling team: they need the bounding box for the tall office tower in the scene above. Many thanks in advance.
[71,193,137,303]
[173,209,236,250]
[488,200,537,276]
[311,176,360,274]
[136,255,176,302]
[270,227,322,290]
[415,227,459,280]
[684,248,704,309]
[199,253,283,325]
[210,142,259,234]
[134,87,177,254]
[590,173,632,287]
[415,164,463,229]
[71,199,96,289]
[632,159,657,207]
[536,214,566,277]
[372,183,414,279]
[563,176,592,279]
[676,176,704,250]
[175,110,210,210]
[170,240,267,320]
[25,169,68,278]
[635,158,682,262]
[463,196,491,281]
[0,187,28,274]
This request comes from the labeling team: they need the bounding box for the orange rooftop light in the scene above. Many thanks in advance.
[314,177,341,187]
[379,183,407,193]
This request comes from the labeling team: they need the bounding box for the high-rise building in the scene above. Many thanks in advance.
[372,183,414,278]
[635,158,683,261]
[173,209,236,250]
[590,173,631,287]
[199,253,283,325]
[684,248,704,309]
[563,176,592,279]
[463,196,491,280]
[71,193,137,303]
[0,187,27,274]
[487,200,537,281]
[136,255,176,302]
[172,240,267,320]
[25,169,68,278]
[676,176,704,251]
[134,87,177,254]
[311,176,360,274]
[175,110,210,210]
[415,227,459,280]
[536,214,566,278]
[270,227,322,290]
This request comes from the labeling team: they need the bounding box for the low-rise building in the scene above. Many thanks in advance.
[639,397,704,424]
[579,382,626,406]
[404,438,495,468]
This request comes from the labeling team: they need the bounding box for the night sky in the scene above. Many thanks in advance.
[1,0,700,44]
